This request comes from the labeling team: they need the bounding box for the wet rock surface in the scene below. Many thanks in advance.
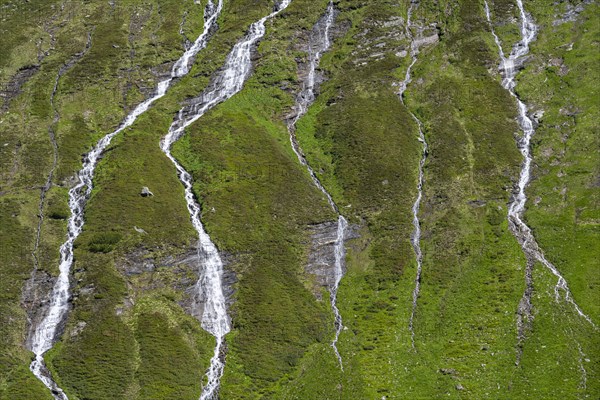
[21,270,62,350]
[117,245,237,316]
[304,220,360,299]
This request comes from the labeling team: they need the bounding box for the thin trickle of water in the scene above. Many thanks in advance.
[27,2,223,398]
[286,1,346,369]
[398,1,428,350]
[484,0,595,328]
[576,341,588,389]
[26,35,93,400]
[159,2,292,398]
[288,2,336,211]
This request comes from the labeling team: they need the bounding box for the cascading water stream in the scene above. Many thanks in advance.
[484,0,595,327]
[330,215,347,369]
[285,1,347,369]
[26,2,223,398]
[484,1,595,378]
[159,1,292,398]
[397,0,428,350]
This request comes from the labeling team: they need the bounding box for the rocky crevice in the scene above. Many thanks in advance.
[0,65,40,113]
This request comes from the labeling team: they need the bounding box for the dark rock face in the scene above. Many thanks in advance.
[304,220,360,299]
[119,247,156,276]
[21,270,63,350]
[117,245,237,318]
[306,221,338,292]
[0,65,40,112]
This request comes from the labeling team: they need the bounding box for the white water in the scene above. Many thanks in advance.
[398,1,428,350]
[288,1,337,210]
[484,0,595,328]
[330,215,347,369]
[159,1,292,398]
[27,2,223,398]
[285,1,347,369]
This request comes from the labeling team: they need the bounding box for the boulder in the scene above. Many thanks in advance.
[140,186,153,197]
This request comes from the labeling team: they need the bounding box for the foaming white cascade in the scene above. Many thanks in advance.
[286,1,347,369]
[160,1,292,398]
[398,0,428,350]
[330,215,347,368]
[174,1,222,77]
[27,2,223,398]
[484,0,596,329]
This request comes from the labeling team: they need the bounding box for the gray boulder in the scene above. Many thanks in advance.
[140,186,153,197]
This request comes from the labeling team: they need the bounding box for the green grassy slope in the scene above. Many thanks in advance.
[0,0,597,399]
[283,1,423,397]
[403,0,525,397]
[284,0,574,397]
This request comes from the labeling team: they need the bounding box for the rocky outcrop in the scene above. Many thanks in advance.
[117,245,237,316]
[553,0,593,25]
[0,65,40,112]
[21,270,62,350]
[304,221,359,299]
[413,32,439,48]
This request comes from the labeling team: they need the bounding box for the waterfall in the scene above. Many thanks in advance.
[26,2,223,398]
[484,0,595,328]
[398,0,428,350]
[330,214,348,368]
[159,1,292,398]
[484,0,596,377]
[285,1,347,369]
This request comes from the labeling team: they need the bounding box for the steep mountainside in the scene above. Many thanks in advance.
[0,0,597,399]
